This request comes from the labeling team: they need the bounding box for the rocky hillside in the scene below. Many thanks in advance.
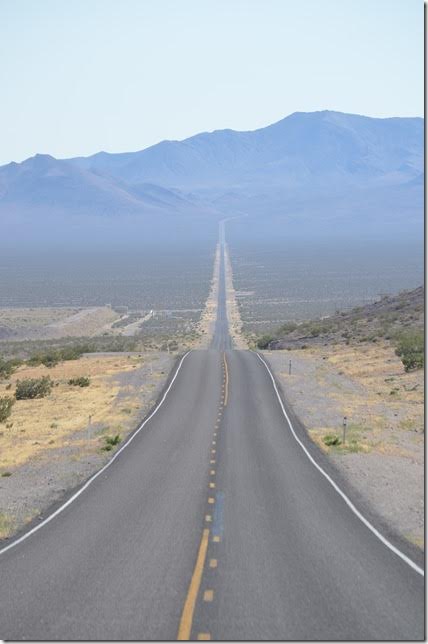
[259,286,424,351]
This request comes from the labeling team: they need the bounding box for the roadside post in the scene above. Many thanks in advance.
[342,416,347,444]
[289,359,292,375]
[88,415,92,443]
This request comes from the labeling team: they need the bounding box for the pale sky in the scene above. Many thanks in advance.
[0,0,423,166]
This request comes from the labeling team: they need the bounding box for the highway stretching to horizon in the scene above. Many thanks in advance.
[0,224,424,640]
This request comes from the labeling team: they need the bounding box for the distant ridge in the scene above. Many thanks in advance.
[0,111,423,245]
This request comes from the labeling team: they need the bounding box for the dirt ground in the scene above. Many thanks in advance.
[266,343,424,549]
[0,351,174,538]
[0,306,119,340]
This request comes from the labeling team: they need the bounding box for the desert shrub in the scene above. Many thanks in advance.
[0,358,22,380]
[323,434,341,446]
[68,376,90,387]
[0,396,15,423]
[257,334,275,349]
[41,351,60,367]
[394,330,424,372]
[278,322,298,335]
[15,376,53,400]
[102,434,122,451]
[28,345,88,367]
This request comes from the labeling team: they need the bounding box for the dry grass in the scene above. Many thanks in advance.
[0,512,15,539]
[283,342,423,455]
[0,354,146,471]
[325,342,423,450]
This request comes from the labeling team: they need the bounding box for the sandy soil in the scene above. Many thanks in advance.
[266,344,424,548]
[0,351,174,538]
[0,306,119,340]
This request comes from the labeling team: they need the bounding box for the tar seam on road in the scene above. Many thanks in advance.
[177,528,210,640]
[255,352,424,577]
[0,351,192,558]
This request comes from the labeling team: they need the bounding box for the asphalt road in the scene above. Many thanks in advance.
[0,235,424,640]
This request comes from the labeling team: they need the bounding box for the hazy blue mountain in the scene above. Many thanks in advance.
[0,111,423,246]
[68,110,423,191]
[0,154,205,216]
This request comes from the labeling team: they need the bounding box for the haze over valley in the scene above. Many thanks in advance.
[1,110,423,321]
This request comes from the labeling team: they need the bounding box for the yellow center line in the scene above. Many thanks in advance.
[177,528,210,640]
[223,352,229,406]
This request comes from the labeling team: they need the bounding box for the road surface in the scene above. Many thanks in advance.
[0,229,424,640]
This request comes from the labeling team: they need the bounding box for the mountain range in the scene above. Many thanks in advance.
[0,110,423,245]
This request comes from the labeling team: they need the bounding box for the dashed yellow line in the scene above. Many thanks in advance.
[178,353,229,640]
[177,528,210,640]
[223,352,229,406]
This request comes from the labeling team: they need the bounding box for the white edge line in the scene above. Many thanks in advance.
[255,351,424,578]
[0,351,192,557]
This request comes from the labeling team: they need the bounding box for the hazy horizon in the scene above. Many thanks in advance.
[0,0,423,166]
[1,108,424,168]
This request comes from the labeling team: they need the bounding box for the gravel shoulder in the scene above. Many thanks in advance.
[0,351,174,540]
[265,343,424,549]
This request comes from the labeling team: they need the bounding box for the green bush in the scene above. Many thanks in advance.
[278,322,298,335]
[102,434,122,451]
[257,334,275,349]
[68,376,91,387]
[15,376,53,400]
[394,330,424,372]
[0,396,15,423]
[323,434,341,446]
[0,358,22,380]
[41,351,60,368]
[28,346,88,367]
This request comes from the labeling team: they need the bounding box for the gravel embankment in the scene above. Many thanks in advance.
[266,346,424,549]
